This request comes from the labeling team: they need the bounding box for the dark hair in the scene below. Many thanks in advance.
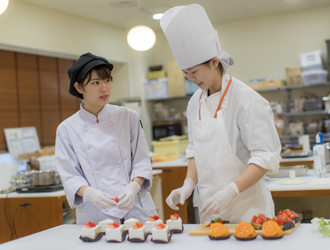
[77,64,113,88]
[202,58,224,76]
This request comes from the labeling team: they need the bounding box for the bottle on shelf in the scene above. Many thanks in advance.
[313,132,326,178]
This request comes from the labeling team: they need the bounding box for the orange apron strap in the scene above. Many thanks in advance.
[199,75,232,121]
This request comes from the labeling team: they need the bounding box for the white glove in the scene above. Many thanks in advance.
[83,186,117,209]
[166,178,195,210]
[117,182,141,210]
[200,182,239,216]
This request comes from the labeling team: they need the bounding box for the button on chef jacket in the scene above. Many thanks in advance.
[55,103,156,224]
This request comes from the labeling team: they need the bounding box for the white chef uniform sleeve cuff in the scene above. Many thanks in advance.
[248,151,281,175]
[185,144,195,159]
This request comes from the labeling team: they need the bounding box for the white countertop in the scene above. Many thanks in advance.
[280,156,314,163]
[0,170,163,199]
[266,170,330,192]
[0,224,327,250]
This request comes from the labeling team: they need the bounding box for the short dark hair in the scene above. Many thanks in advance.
[201,58,224,75]
[77,64,113,88]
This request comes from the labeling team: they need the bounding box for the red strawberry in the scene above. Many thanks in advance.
[258,214,266,219]
[255,217,263,225]
[83,224,92,228]
[108,223,115,229]
[153,215,160,220]
[284,209,291,216]
[266,217,271,221]
[251,215,257,223]
[113,222,120,228]
[278,211,283,216]
[131,225,139,229]
[88,221,96,227]
[149,216,156,221]
[170,214,179,220]
[155,223,166,229]
[292,212,299,217]
[112,197,119,203]
[136,222,143,228]
[281,213,289,219]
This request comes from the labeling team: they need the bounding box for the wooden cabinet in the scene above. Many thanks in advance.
[0,193,67,244]
[152,166,193,223]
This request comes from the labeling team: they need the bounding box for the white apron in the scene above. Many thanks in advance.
[194,75,274,223]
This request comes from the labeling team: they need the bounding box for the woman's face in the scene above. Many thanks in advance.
[182,58,220,92]
[74,69,112,115]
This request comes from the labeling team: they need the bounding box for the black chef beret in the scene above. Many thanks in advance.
[68,52,114,99]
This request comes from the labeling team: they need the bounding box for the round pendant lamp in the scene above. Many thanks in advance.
[127,25,156,51]
[0,0,9,15]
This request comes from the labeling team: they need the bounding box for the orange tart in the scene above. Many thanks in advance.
[261,220,284,240]
[234,222,257,241]
[209,223,230,240]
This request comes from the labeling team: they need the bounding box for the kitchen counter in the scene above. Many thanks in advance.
[0,224,327,250]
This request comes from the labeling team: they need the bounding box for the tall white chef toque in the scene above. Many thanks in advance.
[160,4,234,70]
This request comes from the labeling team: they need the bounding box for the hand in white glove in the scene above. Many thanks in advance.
[117,182,141,210]
[200,182,239,216]
[83,186,117,209]
[166,178,195,210]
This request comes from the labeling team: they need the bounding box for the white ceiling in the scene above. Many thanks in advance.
[19,0,330,31]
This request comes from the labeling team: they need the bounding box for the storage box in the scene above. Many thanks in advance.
[152,139,189,159]
[286,68,303,86]
[167,60,186,97]
[144,78,169,100]
[303,97,324,111]
[299,50,324,71]
[246,81,264,90]
[301,69,328,85]
[147,70,166,80]
[263,79,283,89]
[185,79,199,95]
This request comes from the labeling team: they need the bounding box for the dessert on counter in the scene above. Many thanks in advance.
[151,223,172,243]
[124,218,139,231]
[128,221,148,242]
[208,222,231,240]
[261,220,284,240]
[145,215,163,234]
[79,221,103,242]
[166,214,184,233]
[98,218,114,234]
[105,222,127,243]
[234,222,257,241]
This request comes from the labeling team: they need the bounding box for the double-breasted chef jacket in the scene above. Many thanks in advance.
[186,72,281,222]
[56,103,156,224]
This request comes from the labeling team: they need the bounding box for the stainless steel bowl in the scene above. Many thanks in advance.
[30,170,55,186]
[10,172,32,187]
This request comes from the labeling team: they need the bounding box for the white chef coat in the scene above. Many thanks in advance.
[186,72,281,173]
[55,103,156,224]
[187,72,281,219]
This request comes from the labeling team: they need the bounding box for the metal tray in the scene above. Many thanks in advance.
[267,165,308,178]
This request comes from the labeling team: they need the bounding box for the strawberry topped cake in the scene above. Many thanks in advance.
[166,214,183,234]
[79,221,103,242]
[145,215,163,234]
[128,221,148,242]
[124,218,139,231]
[105,222,126,243]
[151,223,172,244]
[98,218,114,234]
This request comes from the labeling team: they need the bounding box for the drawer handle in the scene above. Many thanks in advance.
[162,169,172,173]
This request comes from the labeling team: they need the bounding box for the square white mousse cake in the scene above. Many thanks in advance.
[99,219,114,233]
[81,225,102,239]
[124,218,138,230]
[105,225,125,242]
[152,225,170,242]
[128,225,147,240]
[166,217,182,231]
[145,219,163,233]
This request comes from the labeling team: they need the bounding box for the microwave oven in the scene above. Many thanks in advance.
[152,122,182,140]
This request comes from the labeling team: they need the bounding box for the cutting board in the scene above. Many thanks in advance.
[189,222,300,236]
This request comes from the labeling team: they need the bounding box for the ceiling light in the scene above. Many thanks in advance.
[0,0,9,15]
[127,26,156,51]
[153,13,163,20]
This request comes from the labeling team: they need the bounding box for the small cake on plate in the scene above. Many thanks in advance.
[234,222,257,241]
[105,222,127,243]
[79,221,103,242]
[145,215,163,234]
[166,214,183,233]
[261,221,284,240]
[151,223,172,243]
[124,218,139,231]
[128,222,148,242]
[98,218,114,234]
[208,223,231,240]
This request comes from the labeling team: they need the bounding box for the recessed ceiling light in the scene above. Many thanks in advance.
[153,13,163,20]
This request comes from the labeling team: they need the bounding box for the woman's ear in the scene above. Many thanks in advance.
[210,57,220,69]
[74,82,83,94]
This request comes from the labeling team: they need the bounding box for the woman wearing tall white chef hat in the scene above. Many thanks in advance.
[161,4,281,223]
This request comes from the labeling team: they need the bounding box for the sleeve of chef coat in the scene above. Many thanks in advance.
[185,97,196,159]
[129,111,153,191]
[239,97,281,174]
[55,126,89,208]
